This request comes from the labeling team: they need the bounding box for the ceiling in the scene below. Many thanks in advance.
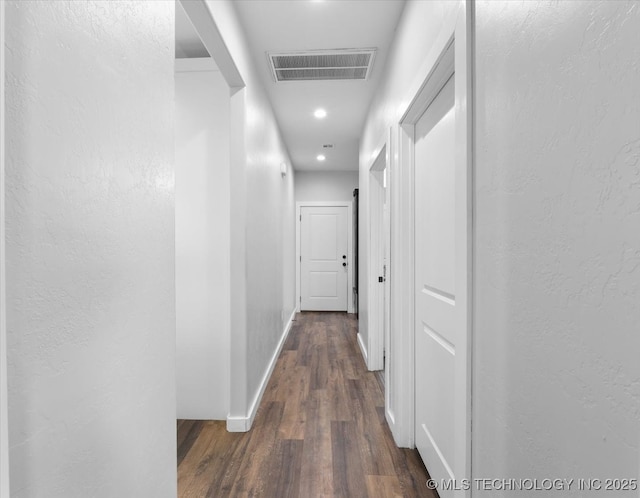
[176,0,406,172]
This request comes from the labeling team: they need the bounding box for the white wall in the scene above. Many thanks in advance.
[4,2,176,497]
[295,171,358,314]
[0,2,9,496]
[473,0,640,488]
[201,0,297,430]
[294,171,358,203]
[359,0,459,445]
[175,59,230,420]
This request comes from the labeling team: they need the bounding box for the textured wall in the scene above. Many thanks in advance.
[5,2,176,497]
[474,0,640,491]
[175,63,230,420]
[294,171,359,203]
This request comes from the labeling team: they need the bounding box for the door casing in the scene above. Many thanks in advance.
[366,142,391,371]
[0,2,10,495]
[296,201,354,314]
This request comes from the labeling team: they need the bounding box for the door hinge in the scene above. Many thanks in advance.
[299,214,302,221]
[300,255,302,262]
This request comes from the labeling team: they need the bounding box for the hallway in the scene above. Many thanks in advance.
[177,312,435,498]
[3,2,640,496]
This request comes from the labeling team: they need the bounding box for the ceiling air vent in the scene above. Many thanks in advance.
[267,49,377,82]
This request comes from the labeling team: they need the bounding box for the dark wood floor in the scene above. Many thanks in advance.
[177,311,436,498]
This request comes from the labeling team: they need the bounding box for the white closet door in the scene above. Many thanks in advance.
[414,74,459,497]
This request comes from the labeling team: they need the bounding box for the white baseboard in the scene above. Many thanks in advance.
[357,332,368,365]
[226,415,250,432]
[227,309,296,432]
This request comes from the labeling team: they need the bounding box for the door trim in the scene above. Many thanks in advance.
[0,1,10,494]
[0,2,9,498]
[394,3,473,493]
[296,201,353,314]
[366,139,390,371]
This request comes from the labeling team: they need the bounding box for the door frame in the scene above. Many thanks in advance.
[296,201,353,314]
[393,2,473,492]
[0,1,10,495]
[366,139,390,371]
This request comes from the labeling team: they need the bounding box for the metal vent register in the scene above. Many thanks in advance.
[268,49,377,82]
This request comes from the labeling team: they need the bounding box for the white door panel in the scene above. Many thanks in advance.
[418,322,455,463]
[418,115,456,297]
[414,74,457,497]
[420,290,456,346]
[310,214,338,260]
[309,271,338,297]
[301,206,348,311]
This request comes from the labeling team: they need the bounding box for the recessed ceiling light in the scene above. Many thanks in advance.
[314,108,327,119]
[317,154,326,161]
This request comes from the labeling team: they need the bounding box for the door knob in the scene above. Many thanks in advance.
[342,262,347,267]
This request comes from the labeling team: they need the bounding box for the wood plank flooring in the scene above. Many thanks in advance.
[177,311,437,498]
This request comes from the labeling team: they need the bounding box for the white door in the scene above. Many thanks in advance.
[369,163,388,370]
[300,205,348,311]
[383,180,390,373]
[414,74,460,496]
